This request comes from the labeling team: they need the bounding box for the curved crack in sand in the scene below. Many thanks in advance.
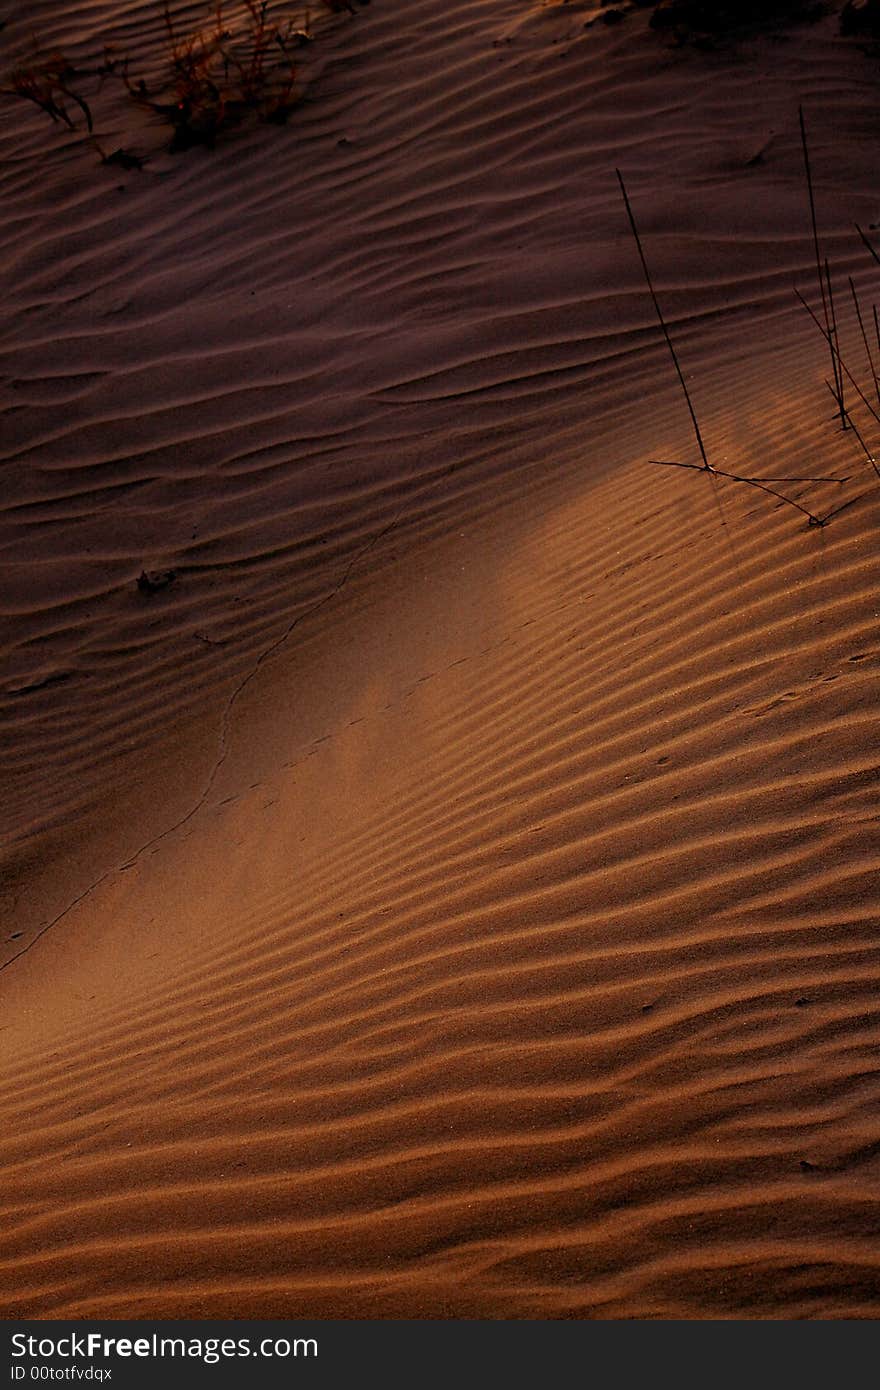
[1,510,406,977]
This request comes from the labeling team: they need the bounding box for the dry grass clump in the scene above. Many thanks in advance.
[119,1,310,151]
[4,53,95,134]
[1,50,144,166]
[2,0,354,161]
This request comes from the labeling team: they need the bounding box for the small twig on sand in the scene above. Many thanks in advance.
[617,167,711,471]
[647,459,827,526]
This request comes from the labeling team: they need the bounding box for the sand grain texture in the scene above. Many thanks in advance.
[1,0,879,1318]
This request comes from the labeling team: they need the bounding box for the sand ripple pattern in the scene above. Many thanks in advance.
[1,0,880,1318]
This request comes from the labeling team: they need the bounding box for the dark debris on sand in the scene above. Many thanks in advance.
[840,0,880,34]
[137,569,177,596]
[639,0,826,34]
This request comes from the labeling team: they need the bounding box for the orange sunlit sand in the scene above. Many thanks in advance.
[1,0,879,1319]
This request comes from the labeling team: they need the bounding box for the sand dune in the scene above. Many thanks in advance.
[1,0,880,1317]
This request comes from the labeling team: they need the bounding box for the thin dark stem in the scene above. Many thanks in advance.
[824,258,846,429]
[845,416,880,480]
[821,493,870,524]
[856,223,880,268]
[800,107,841,416]
[648,459,824,525]
[823,383,880,480]
[162,0,176,42]
[795,287,880,427]
[649,459,846,482]
[730,473,847,483]
[850,275,880,405]
[617,168,711,471]
[648,458,704,472]
[720,471,823,524]
[58,80,93,132]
